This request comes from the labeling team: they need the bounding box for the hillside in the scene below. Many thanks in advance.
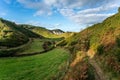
[21,24,72,38]
[51,29,64,34]
[60,9,120,79]
[0,18,29,48]
[0,18,68,48]
[0,8,120,80]
[20,24,56,38]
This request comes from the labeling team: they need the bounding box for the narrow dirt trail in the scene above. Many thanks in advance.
[89,58,110,80]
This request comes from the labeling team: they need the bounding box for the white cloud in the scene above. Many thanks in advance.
[59,8,75,16]
[78,3,119,14]
[17,0,120,26]
[34,9,52,16]
[26,20,42,26]
[58,0,120,25]
[70,13,114,25]
[43,0,57,6]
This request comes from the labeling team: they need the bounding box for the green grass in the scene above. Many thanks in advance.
[19,39,44,54]
[0,48,70,80]
[18,38,64,55]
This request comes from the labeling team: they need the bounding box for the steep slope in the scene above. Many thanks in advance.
[60,10,120,51]
[60,9,120,79]
[0,18,29,48]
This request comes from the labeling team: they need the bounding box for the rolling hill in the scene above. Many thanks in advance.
[0,18,29,48]
[21,24,67,38]
[59,8,120,80]
[0,18,67,48]
[0,8,120,80]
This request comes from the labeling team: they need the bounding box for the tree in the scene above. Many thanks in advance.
[42,41,52,51]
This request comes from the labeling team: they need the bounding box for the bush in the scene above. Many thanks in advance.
[97,44,104,55]
[42,41,53,51]
[70,41,77,45]
[116,37,120,47]
[68,46,75,53]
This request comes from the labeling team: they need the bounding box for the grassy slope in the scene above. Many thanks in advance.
[17,38,62,55]
[18,39,44,55]
[0,48,69,80]
[60,11,120,79]
[60,11,120,52]
[21,25,58,38]
[0,19,28,47]
[18,25,43,38]
[22,25,72,38]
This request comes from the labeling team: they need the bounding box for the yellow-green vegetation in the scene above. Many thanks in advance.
[30,27,58,38]
[60,10,120,79]
[0,48,70,80]
[0,19,28,48]
[1,8,120,80]
[0,18,45,48]
[21,25,72,38]
[17,38,59,55]
[57,32,78,47]
[21,25,58,38]
[18,39,44,55]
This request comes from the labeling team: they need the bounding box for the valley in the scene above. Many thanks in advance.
[0,7,120,80]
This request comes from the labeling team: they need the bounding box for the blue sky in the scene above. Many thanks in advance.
[0,0,120,32]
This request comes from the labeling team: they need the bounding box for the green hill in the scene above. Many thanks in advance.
[59,9,120,79]
[21,25,72,38]
[0,18,29,48]
[0,18,67,48]
[20,24,55,38]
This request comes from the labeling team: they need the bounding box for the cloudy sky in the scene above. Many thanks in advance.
[0,0,120,31]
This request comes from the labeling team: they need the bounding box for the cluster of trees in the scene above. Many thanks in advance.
[42,41,55,51]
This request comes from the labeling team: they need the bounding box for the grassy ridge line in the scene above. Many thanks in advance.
[0,38,32,57]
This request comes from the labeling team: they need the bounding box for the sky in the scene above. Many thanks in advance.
[0,0,120,32]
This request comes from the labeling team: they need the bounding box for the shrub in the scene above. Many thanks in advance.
[68,46,75,54]
[97,44,104,55]
[42,41,53,51]
[70,40,77,46]
[116,37,120,47]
